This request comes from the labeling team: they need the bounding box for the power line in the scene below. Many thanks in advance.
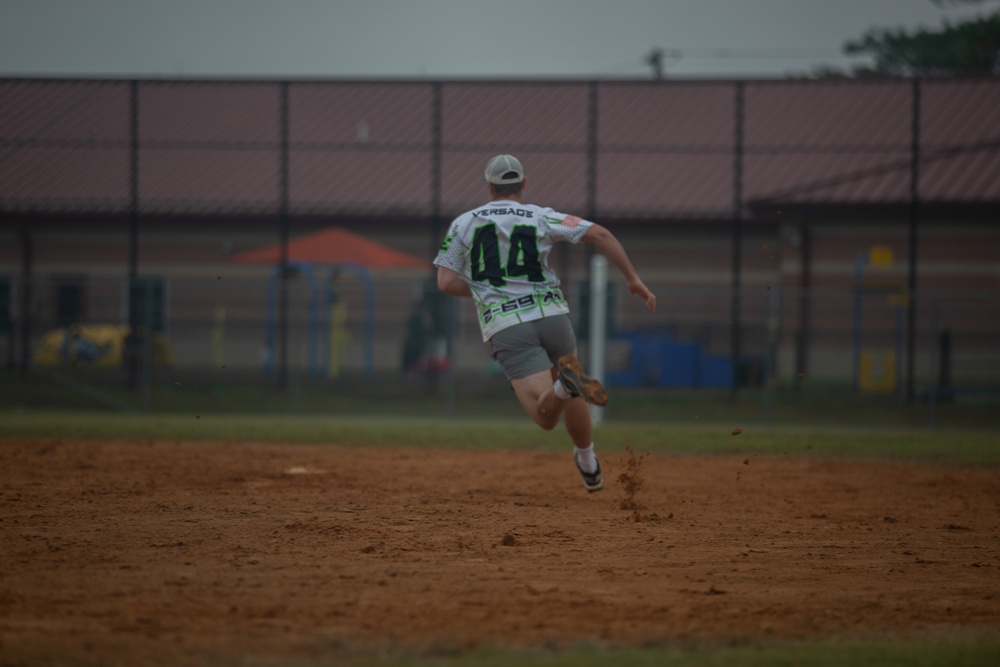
[680,47,861,59]
[607,47,869,78]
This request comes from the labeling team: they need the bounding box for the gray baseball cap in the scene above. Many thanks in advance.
[484,154,524,185]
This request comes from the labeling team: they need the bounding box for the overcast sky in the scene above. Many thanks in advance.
[1,0,997,79]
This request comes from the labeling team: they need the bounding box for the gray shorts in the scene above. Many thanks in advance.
[488,315,578,380]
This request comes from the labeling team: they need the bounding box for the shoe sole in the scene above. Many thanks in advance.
[558,355,609,407]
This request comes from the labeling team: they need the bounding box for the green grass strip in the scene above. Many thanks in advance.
[1,410,997,467]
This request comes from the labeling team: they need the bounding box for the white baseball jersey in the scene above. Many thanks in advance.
[434,199,593,341]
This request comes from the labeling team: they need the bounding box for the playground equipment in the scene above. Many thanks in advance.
[263,260,375,378]
[853,246,904,394]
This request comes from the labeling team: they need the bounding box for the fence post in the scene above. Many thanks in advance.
[17,226,33,380]
[906,77,921,402]
[277,81,290,388]
[126,79,141,391]
[587,81,598,221]
[794,220,811,391]
[730,81,745,393]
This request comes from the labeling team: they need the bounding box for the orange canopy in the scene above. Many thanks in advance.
[230,227,429,270]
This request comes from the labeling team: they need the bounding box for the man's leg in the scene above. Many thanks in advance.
[510,368,567,430]
[562,396,592,447]
[554,355,604,491]
[511,364,604,493]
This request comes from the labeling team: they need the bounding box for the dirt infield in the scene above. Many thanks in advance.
[1,438,998,666]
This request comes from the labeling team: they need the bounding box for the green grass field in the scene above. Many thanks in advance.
[3,367,999,666]
[2,408,999,468]
[6,368,1000,431]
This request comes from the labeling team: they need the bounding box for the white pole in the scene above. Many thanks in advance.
[588,254,608,425]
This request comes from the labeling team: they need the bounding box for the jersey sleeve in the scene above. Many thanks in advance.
[539,209,593,244]
[433,219,468,273]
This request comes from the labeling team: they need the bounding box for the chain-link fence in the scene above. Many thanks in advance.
[1,77,998,418]
[2,271,996,416]
[4,78,998,217]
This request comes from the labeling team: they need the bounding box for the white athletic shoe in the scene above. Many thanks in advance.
[575,452,604,493]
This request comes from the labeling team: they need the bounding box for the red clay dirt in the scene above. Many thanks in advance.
[1,438,998,666]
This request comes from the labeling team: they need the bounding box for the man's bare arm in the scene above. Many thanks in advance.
[581,224,657,312]
[437,266,473,298]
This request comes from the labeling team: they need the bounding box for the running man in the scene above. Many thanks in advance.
[434,154,657,492]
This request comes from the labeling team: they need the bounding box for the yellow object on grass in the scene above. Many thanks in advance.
[34,324,172,368]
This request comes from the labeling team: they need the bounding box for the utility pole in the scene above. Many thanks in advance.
[646,48,664,79]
